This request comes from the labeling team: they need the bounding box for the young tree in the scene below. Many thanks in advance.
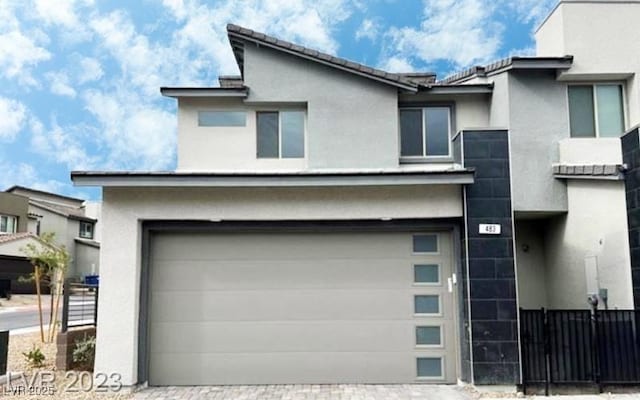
[21,233,69,343]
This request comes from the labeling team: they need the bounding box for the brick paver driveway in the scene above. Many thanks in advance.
[134,384,474,400]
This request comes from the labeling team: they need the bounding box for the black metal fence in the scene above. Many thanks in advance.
[520,308,640,394]
[61,279,99,332]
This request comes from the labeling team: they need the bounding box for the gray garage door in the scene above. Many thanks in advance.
[148,230,457,385]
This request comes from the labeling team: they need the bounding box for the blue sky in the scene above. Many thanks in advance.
[0,0,556,200]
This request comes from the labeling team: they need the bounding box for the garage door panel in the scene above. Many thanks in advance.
[150,289,418,321]
[152,233,418,261]
[149,321,415,353]
[148,230,457,384]
[150,259,419,290]
[150,352,419,385]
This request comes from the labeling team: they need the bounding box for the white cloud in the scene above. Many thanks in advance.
[380,56,415,73]
[505,0,556,25]
[0,30,51,86]
[77,56,104,84]
[0,97,27,141]
[355,18,380,41]
[46,71,77,97]
[0,160,69,194]
[382,0,502,70]
[82,89,176,170]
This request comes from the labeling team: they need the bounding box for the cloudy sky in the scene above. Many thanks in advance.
[0,0,556,200]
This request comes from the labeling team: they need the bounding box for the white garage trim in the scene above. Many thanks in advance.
[137,219,464,385]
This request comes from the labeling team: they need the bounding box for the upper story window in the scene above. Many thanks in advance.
[568,84,625,138]
[198,111,246,127]
[400,106,452,159]
[0,215,17,234]
[257,111,305,158]
[79,221,94,239]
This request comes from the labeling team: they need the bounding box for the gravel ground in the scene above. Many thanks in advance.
[2,332,133,399]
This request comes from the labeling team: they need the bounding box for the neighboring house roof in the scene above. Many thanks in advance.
[29,199,97,223]
[0,232,33,244]
[226,23,420,92]
[5,185,85,203]
[0,232,58,258]
[71,169,475,187]
[440,56,574,84]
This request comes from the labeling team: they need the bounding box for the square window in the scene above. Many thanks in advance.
[414,295,439,314]
[416,326,441,346]
[0,215,17,234]
[417,357,443,378]
[198,111,246,127]
[569,84,624,138]
[257,111,305,159]
[413,234,437,253]
[400,107,451,158]
[414,264,439,284]
[79,221,94,239]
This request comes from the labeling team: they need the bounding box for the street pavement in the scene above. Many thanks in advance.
[0,306,52,331]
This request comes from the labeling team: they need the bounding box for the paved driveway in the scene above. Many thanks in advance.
[134,384,474,400]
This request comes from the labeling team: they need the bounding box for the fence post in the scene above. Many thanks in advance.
[61,278,71,333]
[591,306,602,393]
[93,285,99,327]
[542,307,550,397]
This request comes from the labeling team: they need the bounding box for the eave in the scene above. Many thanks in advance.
[71,170,475,188]
[160,87,249,98]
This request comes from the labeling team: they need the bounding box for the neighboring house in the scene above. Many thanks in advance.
[2,186,101,280]
[71,0,640,388]
[0,192,39,294]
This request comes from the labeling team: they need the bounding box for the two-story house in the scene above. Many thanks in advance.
[72,0,640,388]
[0,186,101,290]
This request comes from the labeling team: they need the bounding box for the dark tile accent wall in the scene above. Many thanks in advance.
[461,130,520,385]
[621,128,640,309]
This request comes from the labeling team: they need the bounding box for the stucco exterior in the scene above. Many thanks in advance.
[94,185,464,384]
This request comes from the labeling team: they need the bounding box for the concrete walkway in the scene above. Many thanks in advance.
[134,384,475,400]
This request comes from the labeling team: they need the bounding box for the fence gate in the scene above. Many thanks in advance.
[520,309,640,394]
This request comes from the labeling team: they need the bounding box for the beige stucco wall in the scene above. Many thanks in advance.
[94,185,463,385]
[515,220,549,309]
[559,138,623,164]
[75,241,99,277]
[544,180,633,309]
[536,0,640,126]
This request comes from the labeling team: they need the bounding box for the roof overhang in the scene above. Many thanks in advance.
[420,83,494,95]
[71,170,475,188]
[160,87,249,98]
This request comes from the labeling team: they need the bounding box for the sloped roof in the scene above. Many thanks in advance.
[440,56,574,84]
[226,24,419,92]
[5,185,85,203]
[29,199,96,222]
[0,232,33,244]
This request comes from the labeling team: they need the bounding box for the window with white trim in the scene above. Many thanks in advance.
[568,84,625,138]
[79,221,94,239]
[399,106,452,158]
[0,215,17,234]
[257,111,305,158]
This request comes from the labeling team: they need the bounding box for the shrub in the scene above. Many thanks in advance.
[22,345,45,368]
[72,334,96,371]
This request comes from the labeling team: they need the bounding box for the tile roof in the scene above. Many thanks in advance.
[553,164,626,180]
[440,56,574,84]
[0,232,34,244]
[226,24,419,92]
[29,199,96,222]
